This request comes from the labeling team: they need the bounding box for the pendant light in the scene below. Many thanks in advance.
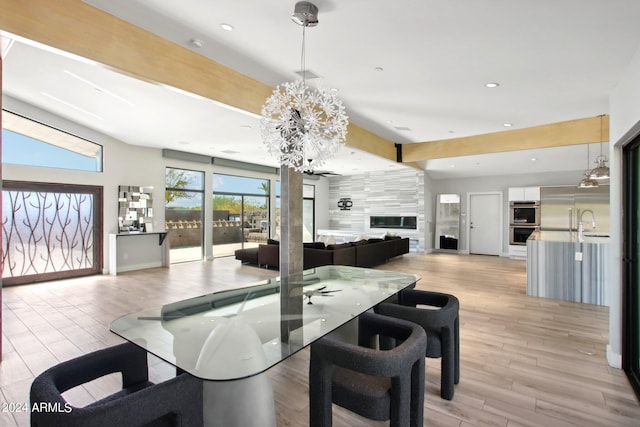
[589,114,610,180]
[260,1,349,173]
[578,143,599,188]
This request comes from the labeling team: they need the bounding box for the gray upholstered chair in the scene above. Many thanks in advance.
[378,289,460,400]
[309,311,427,427]
[30,342,203,427]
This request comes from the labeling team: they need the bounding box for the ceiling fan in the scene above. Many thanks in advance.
[303,159,340,177]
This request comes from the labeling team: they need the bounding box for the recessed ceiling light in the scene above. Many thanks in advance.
[240,124,252,129]
[485,82,500,88]
[450,164,456,168]
[374,67,384,72]
[531,157,537,162]
[220,23,234,31]
[503,123,513,127]
[178,141,190,145]
[448,130,455,134]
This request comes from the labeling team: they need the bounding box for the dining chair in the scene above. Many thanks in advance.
[30,342,203,426]
[378,289,460,400]
[309,311,426,427]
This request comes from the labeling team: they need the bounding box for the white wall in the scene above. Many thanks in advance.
[607,40,640,368]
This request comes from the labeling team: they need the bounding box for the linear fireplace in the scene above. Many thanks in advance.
[370,216,417,229]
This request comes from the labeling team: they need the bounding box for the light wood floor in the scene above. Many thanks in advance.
[2,253,639,426]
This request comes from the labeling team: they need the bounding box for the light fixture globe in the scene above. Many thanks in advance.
[578,170,599,188]
[261,80,348,172]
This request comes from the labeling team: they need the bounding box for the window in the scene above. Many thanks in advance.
[2,181,103,285]
[165,168,205,263]
[2,110,103,172]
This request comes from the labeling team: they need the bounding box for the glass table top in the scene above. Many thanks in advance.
[110,265,419,381]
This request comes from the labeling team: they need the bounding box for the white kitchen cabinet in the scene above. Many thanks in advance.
[508,244,527,259]
[508,186,540,202]
[524,186,540,201]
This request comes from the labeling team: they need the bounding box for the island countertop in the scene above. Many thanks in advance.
[528,230,610,244]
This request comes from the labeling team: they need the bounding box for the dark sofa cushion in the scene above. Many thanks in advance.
[367,238,385,244]
[304,242,326,250]
[352,239,369,246]
[326,242,353,250]
[234,247,259,264]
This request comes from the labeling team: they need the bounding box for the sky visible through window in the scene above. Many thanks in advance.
[2,129,99,172]
[213,174,269,195]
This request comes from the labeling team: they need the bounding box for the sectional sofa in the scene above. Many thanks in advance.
[234,236,410,269]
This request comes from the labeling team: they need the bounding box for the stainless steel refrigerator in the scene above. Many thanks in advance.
[539,185,610,234]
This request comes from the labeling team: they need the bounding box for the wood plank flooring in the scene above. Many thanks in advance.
[1,253,639,426]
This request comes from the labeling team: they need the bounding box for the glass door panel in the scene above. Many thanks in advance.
[166,191,203,263]
[212,194,243,257]
[165,168,204,263]
[243,195,269,248]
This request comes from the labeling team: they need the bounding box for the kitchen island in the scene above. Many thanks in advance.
[526,231,609,306]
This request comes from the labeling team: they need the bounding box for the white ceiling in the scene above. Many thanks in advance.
[3,0,640,178]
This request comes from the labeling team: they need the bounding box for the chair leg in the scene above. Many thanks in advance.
[309,348,333,427]
[441,327,455,400]
[454,316,460,385]
[410,358,425,427]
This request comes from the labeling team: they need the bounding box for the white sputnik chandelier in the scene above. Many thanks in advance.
[260,1,349,173]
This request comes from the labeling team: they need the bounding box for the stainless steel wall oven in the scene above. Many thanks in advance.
[509,201,540,245]
[509,225,539,245]
[509,201,540,225]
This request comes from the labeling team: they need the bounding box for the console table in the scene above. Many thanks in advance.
[111,265,419,426]
[108,231,169,275]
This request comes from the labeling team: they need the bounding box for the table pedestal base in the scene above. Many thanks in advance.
[203,373,276,427]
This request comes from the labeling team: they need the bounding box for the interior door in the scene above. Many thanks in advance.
[469,193,501,255]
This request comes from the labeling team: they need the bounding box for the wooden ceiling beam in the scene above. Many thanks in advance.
[402,115,609,162]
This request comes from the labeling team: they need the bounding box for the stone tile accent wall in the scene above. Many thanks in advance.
[328,169,425,251]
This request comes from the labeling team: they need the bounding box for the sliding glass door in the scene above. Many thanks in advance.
[212,174,269,258]
[623,135,640,399]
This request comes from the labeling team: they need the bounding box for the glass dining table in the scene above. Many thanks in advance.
[110,265,419,427]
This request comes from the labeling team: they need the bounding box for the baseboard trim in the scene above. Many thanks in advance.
[607,344,622,369]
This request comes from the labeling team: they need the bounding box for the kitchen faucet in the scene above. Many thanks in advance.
[577,208,596,243]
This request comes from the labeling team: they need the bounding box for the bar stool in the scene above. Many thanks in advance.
[378,289,460,400]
